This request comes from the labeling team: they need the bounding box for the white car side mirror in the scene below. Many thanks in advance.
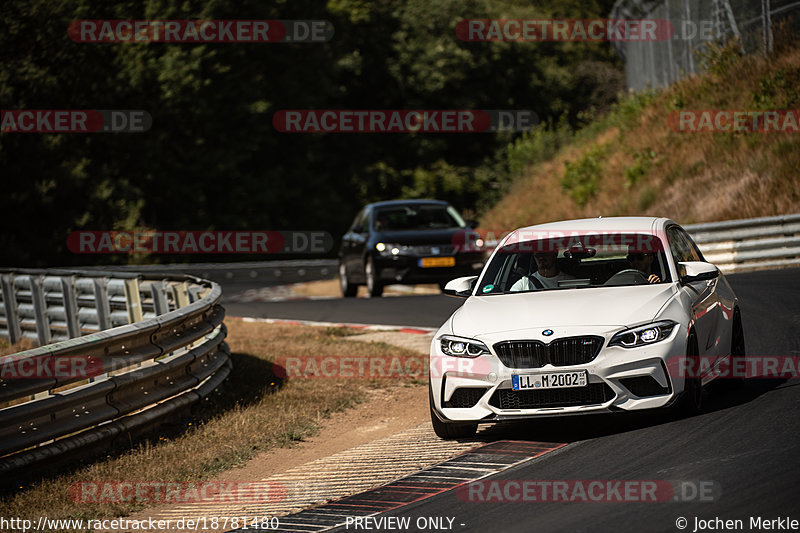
[443,276,477,298]
[678,261,719,284]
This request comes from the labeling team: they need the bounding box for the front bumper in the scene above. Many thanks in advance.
[373,252,485,284]
[430,326,689,423]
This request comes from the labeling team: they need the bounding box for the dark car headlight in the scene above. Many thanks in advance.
[375,242,412,256]
[609,321,677,348]
[439,335,490,357]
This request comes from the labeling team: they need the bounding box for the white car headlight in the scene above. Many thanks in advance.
[609,321,677,348]
[439,335,490,357]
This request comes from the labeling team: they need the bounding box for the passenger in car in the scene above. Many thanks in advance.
[627,251,662,283]
[510,251,576,290]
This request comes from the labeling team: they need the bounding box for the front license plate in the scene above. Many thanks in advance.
[512,371,588,390]
[419,256,456,268]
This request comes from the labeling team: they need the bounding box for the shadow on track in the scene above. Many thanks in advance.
[460,377,787,444]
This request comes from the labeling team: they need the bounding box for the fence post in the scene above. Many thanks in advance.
[93,278,111,331]
[151,280,170,316]
[1,274,21,344]
[124,278,144,324]
[762,0,773,56]
[30,275,51,346]
[61,276,81,339]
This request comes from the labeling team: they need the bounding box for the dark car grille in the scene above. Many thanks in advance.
[489,383,614,410]
[444,388,488,408]
[493,337,604,369]
[619,376,671,397]
[410,244,456,256]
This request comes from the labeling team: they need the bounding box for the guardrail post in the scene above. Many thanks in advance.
[92,278,111,331]
[151,281,170,316]
[29,275,51,346]
[124,278,143,324]
[172,282,190,309]
[61,276,80,339]
[1,274,21,344]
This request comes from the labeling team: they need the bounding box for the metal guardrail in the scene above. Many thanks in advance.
[0,269,229,474]
[685,213,800,273]
[79,259,339,287]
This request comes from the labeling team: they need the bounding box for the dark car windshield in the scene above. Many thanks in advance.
[373,205,466,231]
[477,232,672,294]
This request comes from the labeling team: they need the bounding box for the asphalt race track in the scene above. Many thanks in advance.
[223,290,464,328]
[231,268,800,532]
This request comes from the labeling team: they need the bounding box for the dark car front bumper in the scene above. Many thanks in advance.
[373,252,485,284]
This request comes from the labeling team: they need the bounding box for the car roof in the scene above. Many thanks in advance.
[367,199,450,209]
[509,216,674,235]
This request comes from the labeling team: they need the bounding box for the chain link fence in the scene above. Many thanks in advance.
[610,0,800,90]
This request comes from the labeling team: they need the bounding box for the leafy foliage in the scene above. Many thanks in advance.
[0,0,622,266]
[560,143,607,207]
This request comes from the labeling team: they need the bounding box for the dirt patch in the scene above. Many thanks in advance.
[343,330,435,355]
[195,384,428,484]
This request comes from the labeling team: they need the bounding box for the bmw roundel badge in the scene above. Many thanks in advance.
[542,329,554,336]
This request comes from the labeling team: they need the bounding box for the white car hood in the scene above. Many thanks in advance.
[451,285,676,336]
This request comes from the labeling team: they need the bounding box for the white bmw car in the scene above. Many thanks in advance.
[429,217,745,439]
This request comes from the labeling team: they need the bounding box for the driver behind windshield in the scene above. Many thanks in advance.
[510,251,575,291]
[627,250,662,284]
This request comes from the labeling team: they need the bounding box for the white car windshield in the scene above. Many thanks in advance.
[477,232,671,294]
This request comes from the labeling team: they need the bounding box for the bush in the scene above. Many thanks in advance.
[560,143,607,207]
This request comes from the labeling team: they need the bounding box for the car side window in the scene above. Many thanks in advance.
[678,228,704,261]
[351,209,368,233]
[667,226,693,266]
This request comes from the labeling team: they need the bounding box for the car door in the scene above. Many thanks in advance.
[668,225,721,362]
[348,208,371,282]
[681,226,737,356]
[341,208,368,282]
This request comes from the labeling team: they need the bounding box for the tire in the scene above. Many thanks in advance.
[720,309,746,390]
[339,262,357,298]
[429,383,477,439]
[675,331,703,416]
[365,256,383,297]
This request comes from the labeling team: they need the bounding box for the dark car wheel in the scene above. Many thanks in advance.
[339,262,357,298]
[365,256,383,297]
[675,331,703,416]
[719,308,746,390]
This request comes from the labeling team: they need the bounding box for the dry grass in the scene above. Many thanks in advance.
[0,338,36,357]
[481,40,800,231]
[0,319,421,531]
